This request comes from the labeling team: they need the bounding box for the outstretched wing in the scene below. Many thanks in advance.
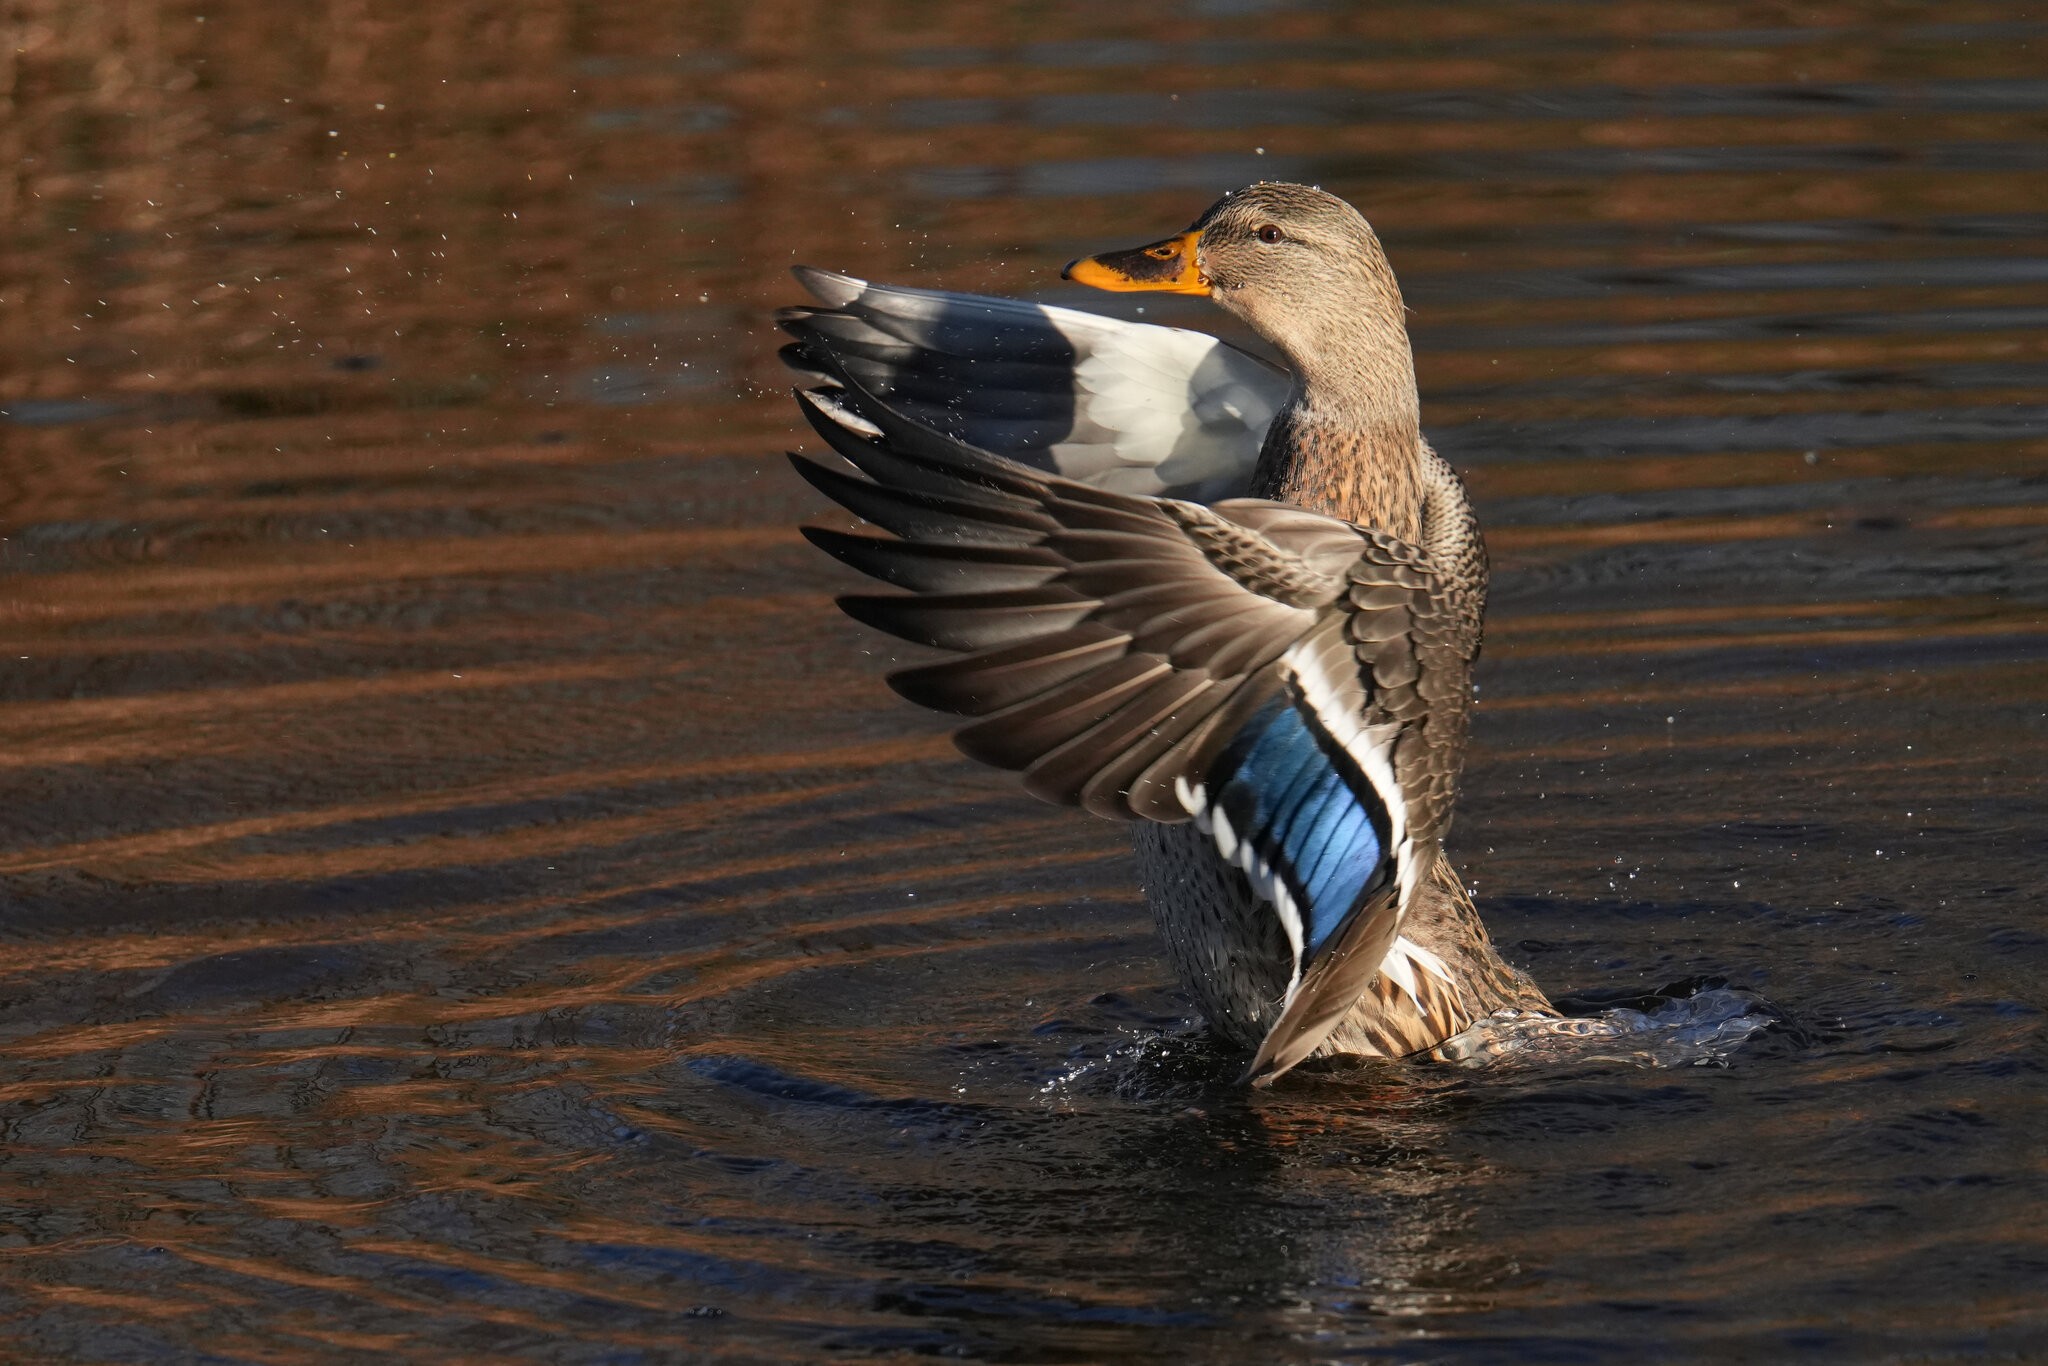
[779,267,1288,502]
[790,379,1476,1082]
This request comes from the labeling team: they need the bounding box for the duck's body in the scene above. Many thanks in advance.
[783,184,1555,1083]
[1125,222,1550,1057]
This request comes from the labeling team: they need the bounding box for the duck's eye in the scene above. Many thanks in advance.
[1255,224,1283,244]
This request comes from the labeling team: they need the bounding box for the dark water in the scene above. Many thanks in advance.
[3,3,2045,1361]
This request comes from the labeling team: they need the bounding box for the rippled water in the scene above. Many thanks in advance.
[2,3,2044,1360]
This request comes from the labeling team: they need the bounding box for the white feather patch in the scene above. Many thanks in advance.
[1379,945,1422,1003]
[1212,807,1239,863]
[1054,309,1282,492]
[1383,936,1457,1021]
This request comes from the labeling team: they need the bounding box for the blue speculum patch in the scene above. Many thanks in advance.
[1209,692,1393,957]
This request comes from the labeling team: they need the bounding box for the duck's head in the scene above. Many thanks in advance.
[1063,182,1410,398]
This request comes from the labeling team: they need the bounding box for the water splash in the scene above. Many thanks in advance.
[1434,985,1780,1069]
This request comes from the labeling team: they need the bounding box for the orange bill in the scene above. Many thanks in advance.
[1061,230,1209,295]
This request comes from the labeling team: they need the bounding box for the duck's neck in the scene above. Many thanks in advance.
[1249,331,1426,538]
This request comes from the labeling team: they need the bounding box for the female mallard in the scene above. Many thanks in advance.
[782,183,1555,1085]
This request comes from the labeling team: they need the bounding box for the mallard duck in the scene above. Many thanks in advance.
[780,183,1555,1085]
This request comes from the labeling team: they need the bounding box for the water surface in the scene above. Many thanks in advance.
[1,2,2044,1361]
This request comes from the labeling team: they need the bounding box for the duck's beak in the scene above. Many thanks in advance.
[1061,230,1210,295]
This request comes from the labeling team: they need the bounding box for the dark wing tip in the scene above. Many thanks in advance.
[799,523,886,567]
[1239,1036,1300,1089]
[790,265,862,306]
[786,449,851,496]
[835,592,918,642]
[1241,1059,1282,1089]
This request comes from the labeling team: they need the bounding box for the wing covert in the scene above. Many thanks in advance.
[780,267,1288,501]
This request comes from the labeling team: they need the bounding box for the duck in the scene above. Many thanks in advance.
[779,182,1556,1085]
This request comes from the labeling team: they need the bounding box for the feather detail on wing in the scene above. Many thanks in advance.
[780,267,1287,501]
[786,274,1477,1083]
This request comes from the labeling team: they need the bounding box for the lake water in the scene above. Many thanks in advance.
[2,2,2044,1361]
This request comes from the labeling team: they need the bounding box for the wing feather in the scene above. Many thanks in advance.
[801,528,1065,594]
[838,587,1095,654]
[790,454,1050,545]
[782,267,1288,500]
[1027,673,1216,814]
[954,656,1171,769]
[890,628,1132,716]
